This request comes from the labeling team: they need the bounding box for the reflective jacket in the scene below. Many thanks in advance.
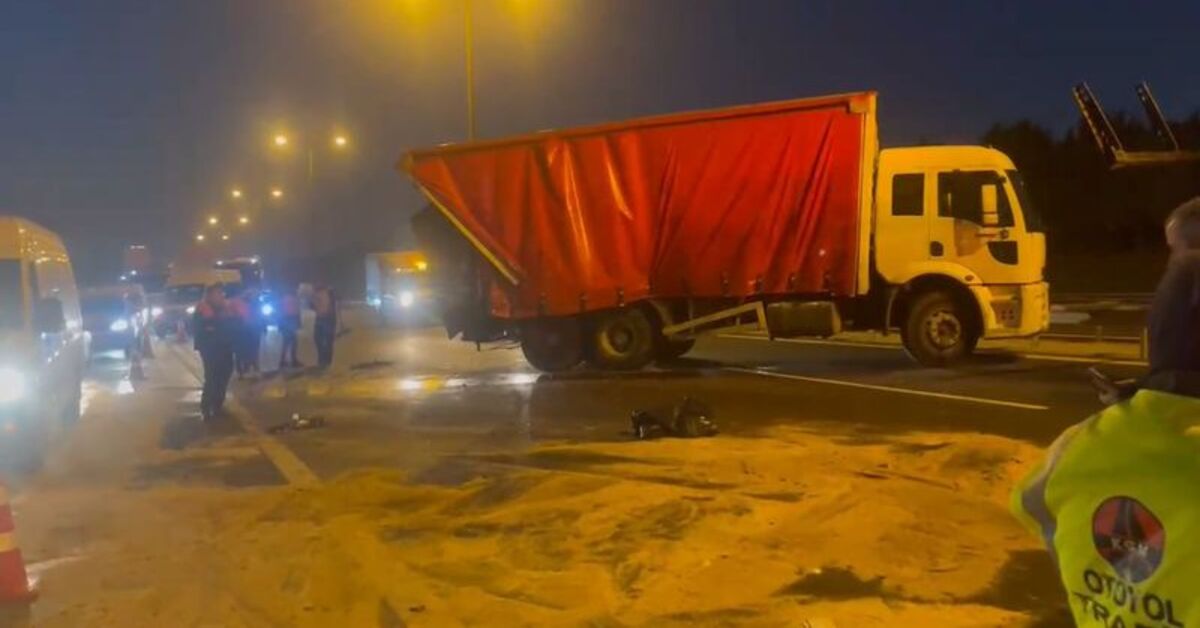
[1012,389,1200,627]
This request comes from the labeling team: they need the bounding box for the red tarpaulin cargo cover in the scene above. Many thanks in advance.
[403,92,875,319]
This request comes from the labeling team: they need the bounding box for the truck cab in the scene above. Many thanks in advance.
[874,146,1049,363]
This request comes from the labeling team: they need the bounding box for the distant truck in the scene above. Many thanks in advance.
[403,92,1049,371]
[215,256,264,290]
[152,267,242,338]
[365,251,433,322]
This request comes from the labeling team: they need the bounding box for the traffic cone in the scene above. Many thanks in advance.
[0,483,37,604]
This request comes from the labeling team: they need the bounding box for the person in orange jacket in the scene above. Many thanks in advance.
[278,289,302,369]
[310,285,337,368]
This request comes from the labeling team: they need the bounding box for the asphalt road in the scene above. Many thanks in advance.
[221,313,1141,485]
[131,310,1137,624]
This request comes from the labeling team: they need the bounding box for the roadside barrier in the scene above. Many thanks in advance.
[0,483,36,604]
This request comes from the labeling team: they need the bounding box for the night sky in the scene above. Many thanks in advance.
[3,0,1199,282]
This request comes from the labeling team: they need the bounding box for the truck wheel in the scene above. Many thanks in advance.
[590,308,656,370]
[656,338,696,362]
[520,318,584,372]
[902,291,979,366]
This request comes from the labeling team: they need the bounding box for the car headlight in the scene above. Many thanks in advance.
[109,319,130,332]
[0,368,27,404]
[260,303,275,317]
[151,306,163,318]
[399,290,415,308]
[186,305,196,315]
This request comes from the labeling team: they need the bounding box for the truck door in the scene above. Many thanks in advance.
[928,171,1037,284]
[874,171,932,282]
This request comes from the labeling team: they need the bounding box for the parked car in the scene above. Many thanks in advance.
[81,284,146,358]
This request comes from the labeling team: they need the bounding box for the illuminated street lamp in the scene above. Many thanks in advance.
[231,188,243,199]
[208,215,219,226]
[221,234,230,241]
[273,133,289,147]
[271,187,283,199]
[333,134,348,148]
[196,234,206,242]
[238,215,250,225]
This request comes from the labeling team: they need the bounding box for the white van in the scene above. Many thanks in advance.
[0,216,87,470]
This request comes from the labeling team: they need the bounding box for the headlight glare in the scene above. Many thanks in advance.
[109,319,130,332]
[0,368,27,403]
[399,291,415,308]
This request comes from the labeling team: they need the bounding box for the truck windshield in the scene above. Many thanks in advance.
[1007,170,1044,233]
[0,260,23,329]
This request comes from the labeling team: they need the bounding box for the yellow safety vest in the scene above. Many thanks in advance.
[1013,389,1200,627]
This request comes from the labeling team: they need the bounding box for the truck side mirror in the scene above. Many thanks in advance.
[981,185,1000,227]
[35,297,66,334]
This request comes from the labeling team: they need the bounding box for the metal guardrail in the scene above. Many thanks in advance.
[1038,327,1149,360]
[1053,292,1153,305]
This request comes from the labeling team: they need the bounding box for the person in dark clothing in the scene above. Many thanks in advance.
[1096,197,1200,403]
[311,285,337,368]
[242,288,264,377]
[192,284,238,420]
[278,290,302,369]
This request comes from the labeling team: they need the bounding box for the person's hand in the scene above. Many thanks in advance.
[1090,367,1122,405]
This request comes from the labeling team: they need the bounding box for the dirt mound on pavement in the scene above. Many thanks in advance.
[30,428,1061,627]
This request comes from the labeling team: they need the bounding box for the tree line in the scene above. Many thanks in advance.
[983,112,1200,254]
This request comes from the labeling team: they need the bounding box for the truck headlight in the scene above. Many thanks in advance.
[109,319,130,332]
[261,303,275,317]
[151,306,164,318]
[186,305,196,315]
[399,291,415,308]
[0,368,27,403]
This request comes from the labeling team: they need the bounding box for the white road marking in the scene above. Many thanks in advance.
[718,332,1148,366]
[726,367,1050,411]
[1017,353,1146,367]
[167,343,319,487]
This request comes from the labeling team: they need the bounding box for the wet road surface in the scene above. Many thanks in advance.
[147,311,1124,625]
[206,312,1138,483]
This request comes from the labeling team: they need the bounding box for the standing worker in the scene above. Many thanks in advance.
[1012,381,1199,625]
[227,287,253,379]
[278,288,302,369]
[192,283,237,421]
[243,288,265,377]
[1093,197,1200,403]
[311,284,337,369]
[1014,198,1200,624]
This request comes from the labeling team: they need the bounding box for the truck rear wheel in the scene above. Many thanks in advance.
[901,291,979,367]
[590,308,656,370]
[520,318,584,372]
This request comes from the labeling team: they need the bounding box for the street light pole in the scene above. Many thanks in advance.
[464,0,476,140]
